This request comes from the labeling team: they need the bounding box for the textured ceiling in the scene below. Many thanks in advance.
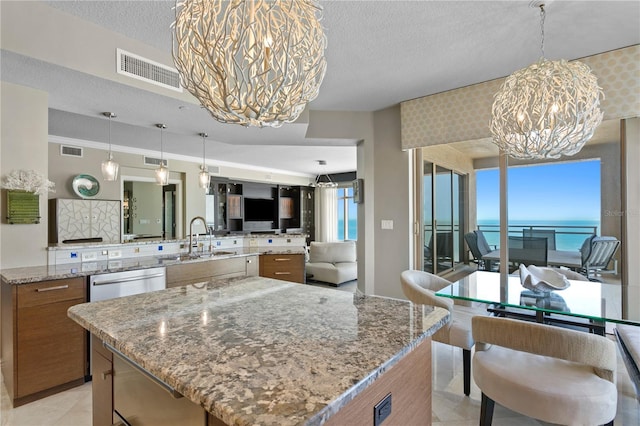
[2,1,638,176]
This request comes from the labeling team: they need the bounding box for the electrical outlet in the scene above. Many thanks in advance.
[81,252,97,262]
[373,393,392,426]
[108,250,122,259]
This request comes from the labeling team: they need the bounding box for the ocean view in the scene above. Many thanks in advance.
[477,219,600,251]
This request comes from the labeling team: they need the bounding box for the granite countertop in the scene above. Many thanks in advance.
[68,276,449,426]
[0,248,306,285]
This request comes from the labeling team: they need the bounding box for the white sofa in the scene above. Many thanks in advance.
[306,241,357,286]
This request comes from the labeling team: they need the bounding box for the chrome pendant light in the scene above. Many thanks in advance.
[313,160,337,188]
[198,132,210,190]
[490,2,604,160]
[101,112,119,181]
[155,124,169,186]
[172,0,327,128]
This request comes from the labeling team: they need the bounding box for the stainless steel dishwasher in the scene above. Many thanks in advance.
[88,267,166,379]
[89,267,166,302]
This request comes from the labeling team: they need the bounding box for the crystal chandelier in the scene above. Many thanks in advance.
[490,2,604,160]
[198,132,210,190]
[155,124,169,186]
[172,0,327,128]
[101,112,119,181]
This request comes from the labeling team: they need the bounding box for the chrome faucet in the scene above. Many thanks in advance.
[189,216,207,256]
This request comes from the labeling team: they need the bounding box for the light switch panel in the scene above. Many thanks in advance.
[381,220,394,230]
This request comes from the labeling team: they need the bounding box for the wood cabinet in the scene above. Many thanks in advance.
[91,336,113,426]
[259,253,305,283]
[166,255,259,288]
[1,277,87,407]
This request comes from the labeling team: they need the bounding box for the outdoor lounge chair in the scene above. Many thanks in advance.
[579,236,620,280]
[465,231,497,271]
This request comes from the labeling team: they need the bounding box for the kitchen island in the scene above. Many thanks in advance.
[68,276,449,426]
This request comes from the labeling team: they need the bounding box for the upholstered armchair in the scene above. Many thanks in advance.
[401,269,487,396]
[472,316,617,425]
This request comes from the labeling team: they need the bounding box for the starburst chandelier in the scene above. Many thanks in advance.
[490,2,604,160]
[172,0,327,128]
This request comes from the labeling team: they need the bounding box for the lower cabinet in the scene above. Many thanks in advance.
[92,337,113,426]
[166,255,258,288]
[0,277,87,407]
[259,253,305,283]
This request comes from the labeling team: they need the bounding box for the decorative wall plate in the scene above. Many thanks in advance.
[72,174,100,198]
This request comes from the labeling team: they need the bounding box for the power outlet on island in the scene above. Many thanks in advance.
[373,393,392,426]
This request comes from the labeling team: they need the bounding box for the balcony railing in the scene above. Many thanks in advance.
[476,224,598,252]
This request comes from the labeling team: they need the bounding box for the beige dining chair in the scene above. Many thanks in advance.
[472,316,617,426]
[401,269,487,396]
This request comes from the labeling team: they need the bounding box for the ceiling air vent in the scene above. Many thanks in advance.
[144,156,168,167]
[60,145,83,158]
[117,48,182,92]
[208,166,220,175]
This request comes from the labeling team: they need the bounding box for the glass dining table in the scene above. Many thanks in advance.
[435,271,639,335]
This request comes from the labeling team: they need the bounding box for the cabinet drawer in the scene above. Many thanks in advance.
[259,254,304,283]
[17,277,86,308]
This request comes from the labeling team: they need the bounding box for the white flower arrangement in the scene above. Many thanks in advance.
[1,169,55,196]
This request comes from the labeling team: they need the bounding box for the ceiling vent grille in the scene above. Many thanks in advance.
[60,145,83,158]
[208,166,220,175]
[144,156,168,167]
[117,48,182,92]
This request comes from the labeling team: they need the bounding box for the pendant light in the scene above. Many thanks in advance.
[198,132,210,190]
[155,124,169,186]
[172,0,327,128]
[101,112,119,181]
[490,2,604,159]
[313,160,337,188]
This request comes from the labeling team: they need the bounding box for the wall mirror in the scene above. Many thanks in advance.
[121,176,183,241]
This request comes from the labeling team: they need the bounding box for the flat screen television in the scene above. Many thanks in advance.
[244,198,276,222]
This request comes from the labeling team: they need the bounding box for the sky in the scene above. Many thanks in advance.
[476,160,601,223]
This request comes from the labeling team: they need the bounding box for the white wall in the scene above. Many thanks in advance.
[0,83,49,268]
[370,106,411,299]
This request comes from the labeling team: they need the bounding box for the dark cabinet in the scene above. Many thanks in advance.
[210,180,243,233]
[207,180,313,236]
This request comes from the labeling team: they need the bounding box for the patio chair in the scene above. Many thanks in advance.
[472,316,617,425]
[523,229,556,250]
[508,236,547,271]
[401,270,487,396]
[464,231,497,271]
[580,236,620,280]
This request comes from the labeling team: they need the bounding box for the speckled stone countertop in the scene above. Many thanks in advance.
[0,248,305,285]
[68,276,449,426]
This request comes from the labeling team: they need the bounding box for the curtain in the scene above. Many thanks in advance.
[315,186,338,242]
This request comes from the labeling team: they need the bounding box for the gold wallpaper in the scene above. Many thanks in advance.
[401,45,640,149]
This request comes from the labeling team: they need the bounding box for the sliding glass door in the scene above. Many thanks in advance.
[423,162,465,274]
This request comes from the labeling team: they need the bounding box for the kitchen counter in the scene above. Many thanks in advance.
[68,276,449,425]
[0,248,305,285]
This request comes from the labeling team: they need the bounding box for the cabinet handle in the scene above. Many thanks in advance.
[36,285,69,292]
[274,272,291,275]
[101,369,113,380]
[274,258,290,262]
